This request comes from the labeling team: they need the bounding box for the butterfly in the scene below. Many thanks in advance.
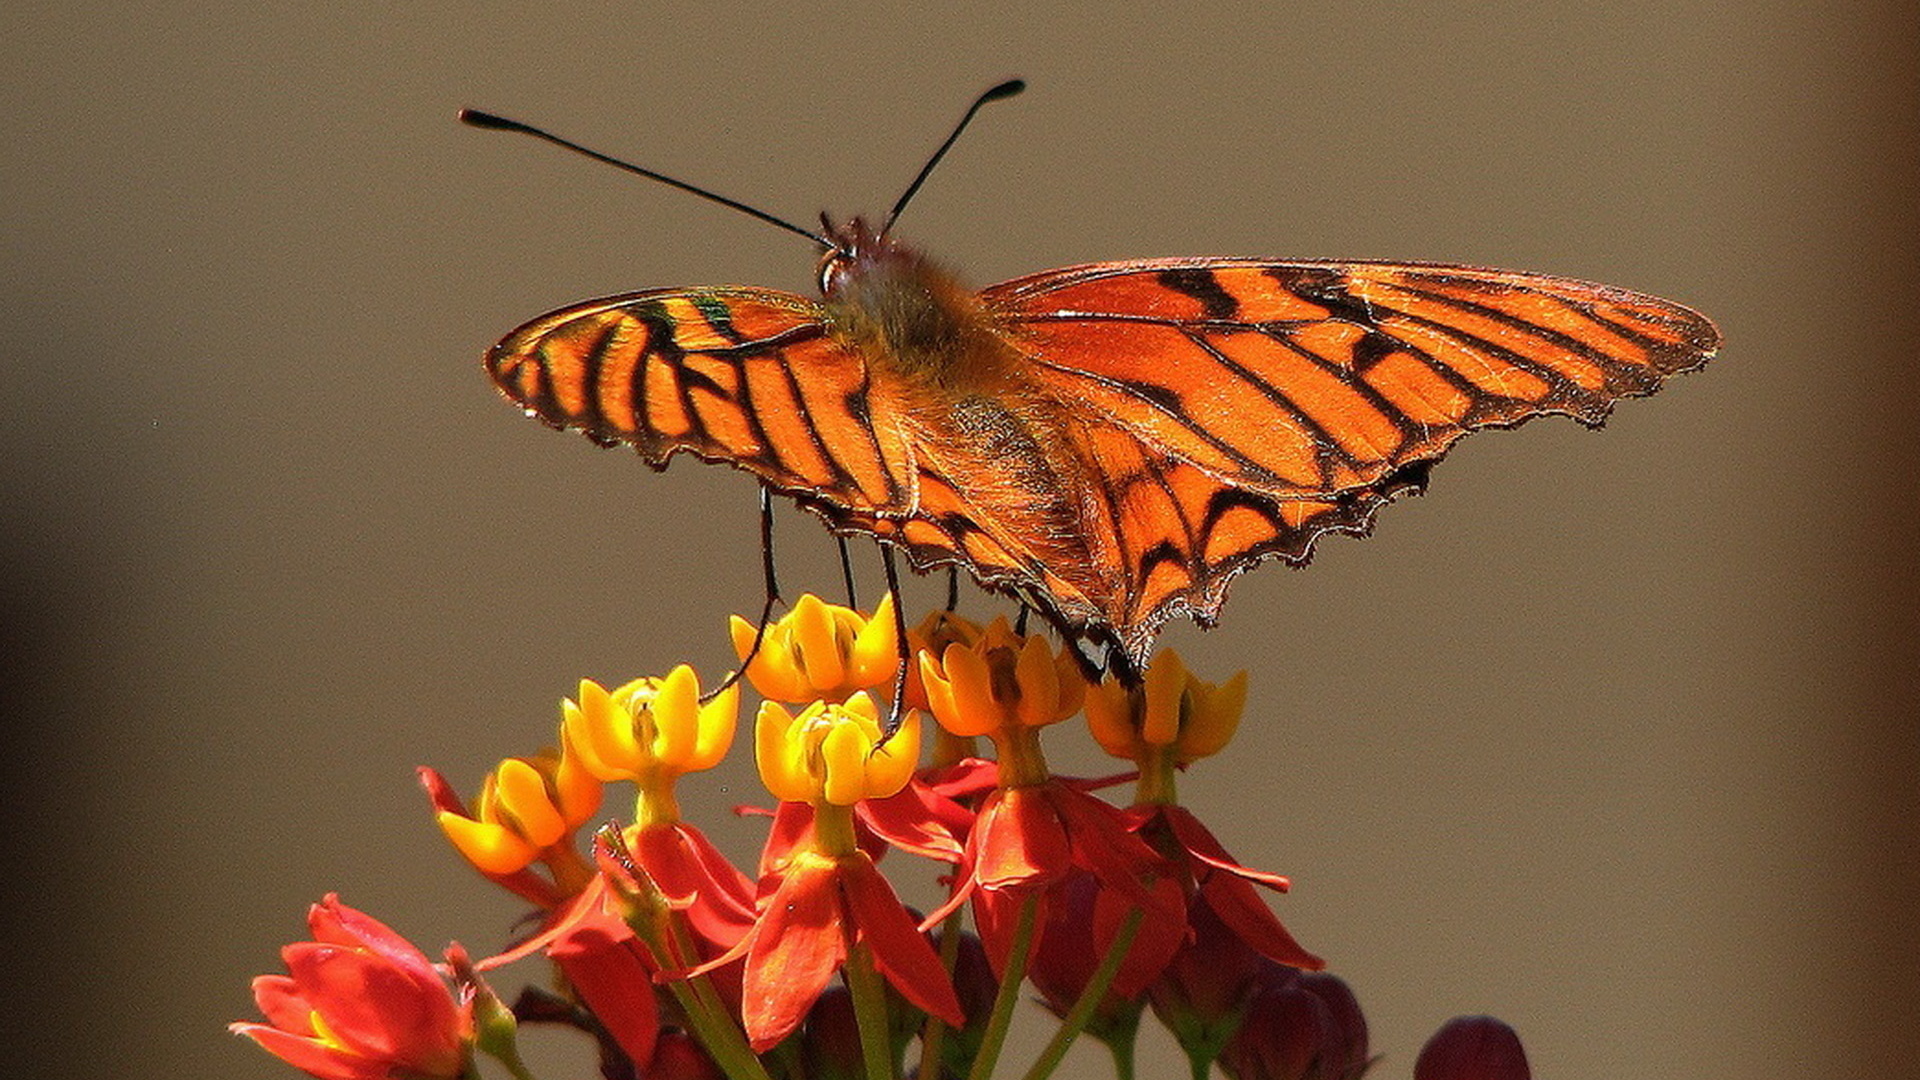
[470,83,1718,673]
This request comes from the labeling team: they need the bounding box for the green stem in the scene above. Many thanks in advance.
[965,892,1041,1080]
[1107,1032,1138,1080]
[663,975,775,1080]
[658,915,773,1080]
[1019,906,1146,1080]
[916,905,968,1080]
[844,942,896,1080]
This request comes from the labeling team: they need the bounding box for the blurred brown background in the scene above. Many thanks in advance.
[5,2,1914,1078]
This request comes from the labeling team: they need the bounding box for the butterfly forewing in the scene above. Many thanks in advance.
[986,259,1718,501]
[978,258,1717,653]
[485,286,919,514]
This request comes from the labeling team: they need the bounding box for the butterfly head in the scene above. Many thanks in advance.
[814,214,1007,384]
[816,214,906,298]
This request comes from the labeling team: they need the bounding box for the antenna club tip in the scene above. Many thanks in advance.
[459,108,518,131]
[986,78,1026,100]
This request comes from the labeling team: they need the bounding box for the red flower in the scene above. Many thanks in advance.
[1026,871,1153,1045]
[231,895,469,1080]
[735,848,963,1050]
[1414,1016,1530,1080]
[961,780,1183,991]
[1142,803,1323,971]
[721,696,962,1051]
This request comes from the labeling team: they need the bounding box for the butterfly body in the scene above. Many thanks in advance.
[486,220,1717,667]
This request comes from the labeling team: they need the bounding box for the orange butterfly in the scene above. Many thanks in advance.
[470,83,1717,671]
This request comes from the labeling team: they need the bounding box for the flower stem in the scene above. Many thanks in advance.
[657,915,773,1080]
[845,942,896,1080]
[664,975,774,1080]
[1106,1032,1139,1080]
[1019,905,1145,1080]
[916,905,968,1080]
[965,891,1041,1080]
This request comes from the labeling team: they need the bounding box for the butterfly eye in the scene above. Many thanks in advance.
[818,249,849,297]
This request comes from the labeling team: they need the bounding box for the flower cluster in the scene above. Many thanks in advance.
[234,595,1530,1080]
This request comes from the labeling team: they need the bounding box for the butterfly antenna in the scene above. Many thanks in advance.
[879,78,1025,238]
[460,108,837,251]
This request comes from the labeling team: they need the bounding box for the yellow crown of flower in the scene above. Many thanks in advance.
[731,592,901,704]
[563,664,739,785]
[755,692,921,807]
[1085,649,1247,765]
[434,727,601,876]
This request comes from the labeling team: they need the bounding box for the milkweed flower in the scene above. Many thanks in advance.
[919,619,1180,989]
[424,724,602,901]
[731,592,899,704]
[1085,648,1246,797]
[1090,651,1321,975]
[559,666,756,943]
[231,895,471,1080]
[717,693,962,1051]
[564,666,739,819]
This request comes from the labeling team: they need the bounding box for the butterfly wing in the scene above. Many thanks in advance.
[484,286,921,515]
[982,259,1719,658]
[485,284,1113,619]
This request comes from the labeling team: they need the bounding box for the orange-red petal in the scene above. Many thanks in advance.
[742,860,845,1051]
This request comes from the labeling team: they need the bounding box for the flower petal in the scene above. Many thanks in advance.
[742,861,846,1051]
[972,788,1071,890]
[840,856,964,1026]
[232,1022,389,1080]
[550,928,661,1067]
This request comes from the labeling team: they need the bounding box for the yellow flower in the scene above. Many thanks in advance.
[755,692,921,808]
[917,616,1085,738]
[563,665,738,783]
[1084,649,1247,766]
[901,608,986,711]
[434,726,601,877]
[730,593,899,704]
[561,665,738,828]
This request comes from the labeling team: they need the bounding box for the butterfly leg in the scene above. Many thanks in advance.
[704,487,783,702]
[837,536,859,609]
[944,566,959,613]
[879,545,912,739]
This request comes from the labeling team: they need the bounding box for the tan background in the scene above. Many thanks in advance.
[5,2,1914,1078]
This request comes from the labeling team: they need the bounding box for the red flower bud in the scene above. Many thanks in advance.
[1414,1015,1529,1080]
